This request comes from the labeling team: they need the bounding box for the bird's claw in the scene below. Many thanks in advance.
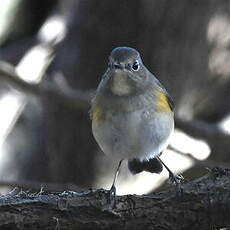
[106,184,117,207]
[168,173,184,200]
[109,184,116,198]
[169,173,184,185]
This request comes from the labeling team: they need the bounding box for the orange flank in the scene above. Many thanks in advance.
[90,105,104,122]
[156,90,172,112]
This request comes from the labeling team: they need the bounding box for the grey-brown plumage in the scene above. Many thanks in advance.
[91,47,183,196]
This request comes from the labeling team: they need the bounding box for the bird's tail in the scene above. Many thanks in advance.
[128,157,163,174]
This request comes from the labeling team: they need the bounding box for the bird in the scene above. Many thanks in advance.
[90,46,183,197]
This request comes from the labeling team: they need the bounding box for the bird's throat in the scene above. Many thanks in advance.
[110,74,132,96]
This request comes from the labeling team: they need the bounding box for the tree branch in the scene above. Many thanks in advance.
[175,117,221,141]
[0,167,229,230]
[0,61,92,111]
[168,145,230,168]
[175,117,230,162]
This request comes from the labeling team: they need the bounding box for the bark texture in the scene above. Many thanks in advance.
[0,167,229,230]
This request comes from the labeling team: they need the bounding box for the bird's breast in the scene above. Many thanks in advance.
[92,105,174,160]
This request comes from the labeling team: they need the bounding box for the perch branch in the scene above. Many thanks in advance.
[0,167,229,230]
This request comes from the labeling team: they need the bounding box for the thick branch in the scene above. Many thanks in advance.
[0,167,229,230]
[175,117,222,141]
[0,61,92,111]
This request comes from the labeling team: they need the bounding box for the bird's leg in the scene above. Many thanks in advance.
[108,159,123,204]
[156,156,184,185]
[156,156,184,200]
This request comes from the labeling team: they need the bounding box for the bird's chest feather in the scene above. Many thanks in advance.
[92,109,144,156]
[92,105,173,160]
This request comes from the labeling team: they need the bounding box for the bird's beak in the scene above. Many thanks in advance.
[112,62,124,70]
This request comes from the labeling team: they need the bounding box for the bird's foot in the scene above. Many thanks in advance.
[168,172,184,200]
[106,184,117,208]
[169,172,184,185]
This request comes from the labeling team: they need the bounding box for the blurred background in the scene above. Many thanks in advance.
[0,0,229,195]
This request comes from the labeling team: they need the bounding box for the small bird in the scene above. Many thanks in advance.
[90,47,182,196]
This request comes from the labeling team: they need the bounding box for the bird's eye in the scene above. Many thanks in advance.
[132,60,140,71]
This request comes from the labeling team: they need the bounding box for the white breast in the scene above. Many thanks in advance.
[92,109,174,161]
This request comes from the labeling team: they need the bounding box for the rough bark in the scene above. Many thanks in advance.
[0,167,229,230]
[1,0,230,206]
